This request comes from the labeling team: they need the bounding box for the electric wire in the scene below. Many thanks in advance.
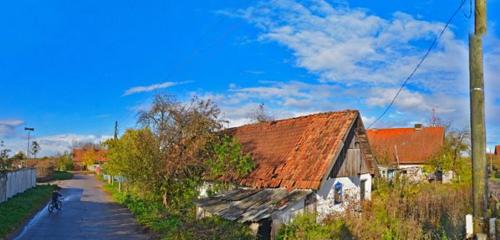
[367,0,468,128]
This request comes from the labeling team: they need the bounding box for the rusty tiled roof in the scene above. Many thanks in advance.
[366,126,445,165]
[227,110,360,190]
[72,148,108,164]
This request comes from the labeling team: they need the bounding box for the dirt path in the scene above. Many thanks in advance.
[11,174,152,240]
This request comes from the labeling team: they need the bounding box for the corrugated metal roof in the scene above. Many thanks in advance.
[366,126,445,165]
[226,110,360,190]
[195,188,311,223]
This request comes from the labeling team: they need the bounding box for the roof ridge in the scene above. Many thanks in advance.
[367,126,445,131]
[228,109,358,129]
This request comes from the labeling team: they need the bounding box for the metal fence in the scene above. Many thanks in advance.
[0,168,37,204]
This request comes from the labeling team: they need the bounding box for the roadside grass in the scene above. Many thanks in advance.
[0,185,55,238]
[103,182,253,240]
[53,171,73,180]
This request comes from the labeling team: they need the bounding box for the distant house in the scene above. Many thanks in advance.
[72,148,108,170]
[367,125,445,181]
[195,110,376,239]
[496,145,500,159]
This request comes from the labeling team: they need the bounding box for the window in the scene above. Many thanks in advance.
[360,179,367,200]
[334,182,343,204]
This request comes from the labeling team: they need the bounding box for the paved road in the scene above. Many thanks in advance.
[12,174,152,240]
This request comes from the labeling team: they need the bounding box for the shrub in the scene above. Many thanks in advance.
[53,171,73,180]
[104,182,253,240]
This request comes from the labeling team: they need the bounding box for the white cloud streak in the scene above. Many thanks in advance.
[123,81,190,96]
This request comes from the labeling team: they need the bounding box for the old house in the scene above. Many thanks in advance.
[195,110,376,239]
[367,125,445,182]
[72,148,108,171]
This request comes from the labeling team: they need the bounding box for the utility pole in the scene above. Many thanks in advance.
[24,127,34,167]
[114,121,119,140]
[469,0,488,237]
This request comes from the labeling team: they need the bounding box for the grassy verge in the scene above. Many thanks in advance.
[103,182,253,240]
[53,171,73,180]
[0,185,55,238]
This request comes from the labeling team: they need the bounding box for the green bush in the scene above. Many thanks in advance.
[0,185,55,238]
[104,183,252,240]
[53,171,73,180]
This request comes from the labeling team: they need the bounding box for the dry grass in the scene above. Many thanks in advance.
[278,179,471,240]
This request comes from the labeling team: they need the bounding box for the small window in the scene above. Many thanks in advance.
[334,182,343,204]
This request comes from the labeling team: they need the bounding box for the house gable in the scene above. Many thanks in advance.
[227,110,365,190]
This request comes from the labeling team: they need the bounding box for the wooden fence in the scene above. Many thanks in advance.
[0,168,37,204]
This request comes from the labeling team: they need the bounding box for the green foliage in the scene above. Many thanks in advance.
[53,171,73,180]
[10,152,26,162]
[428,129,471,182]
[104,182,253,240]
[55,152,73,171]
[0,185,55,238]
[206,135,255,182]
[104,95,255,211]
[104,128,162,198]
[0,140,12,171]
[31,141,40,158]
[277,213,352,240]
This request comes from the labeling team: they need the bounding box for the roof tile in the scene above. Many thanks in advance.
[367,126,445,165]
[227,110,359,190]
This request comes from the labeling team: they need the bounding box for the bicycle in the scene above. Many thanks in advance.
[48,198,62,213]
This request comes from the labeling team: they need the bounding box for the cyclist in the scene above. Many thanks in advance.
[51,190,62,209]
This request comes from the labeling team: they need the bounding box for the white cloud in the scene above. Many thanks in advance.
[225,0,499,132]
[123,81,190,96]
[3,134,112,157]
[236,0,468,92]
[0,119,24,137]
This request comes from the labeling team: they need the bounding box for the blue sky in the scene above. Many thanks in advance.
[0,0,499,156]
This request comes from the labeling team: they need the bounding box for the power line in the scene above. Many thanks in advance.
[367,0,468,129]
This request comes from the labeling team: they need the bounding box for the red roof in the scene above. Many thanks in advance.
[496,145,500,155]
[72,148,108,164]
[227,110,371,190]
[367,126,445,165]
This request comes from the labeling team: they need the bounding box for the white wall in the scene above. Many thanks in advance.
[314,174,372,221]
[272,197,306,224]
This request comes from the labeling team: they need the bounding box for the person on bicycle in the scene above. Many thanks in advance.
[51,190,62,205]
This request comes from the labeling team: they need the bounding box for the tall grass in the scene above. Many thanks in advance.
[278,179,471,240]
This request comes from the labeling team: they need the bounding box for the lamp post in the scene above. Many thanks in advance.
[24,127,34,168]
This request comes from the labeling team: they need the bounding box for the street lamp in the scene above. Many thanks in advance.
[24,127,34,168]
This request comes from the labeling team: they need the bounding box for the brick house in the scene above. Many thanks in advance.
[195,110,376,239]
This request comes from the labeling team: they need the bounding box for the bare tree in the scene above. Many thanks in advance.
[137,94,225,208]
[248,103,274,123]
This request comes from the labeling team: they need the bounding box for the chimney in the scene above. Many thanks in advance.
[414,123,423,130]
